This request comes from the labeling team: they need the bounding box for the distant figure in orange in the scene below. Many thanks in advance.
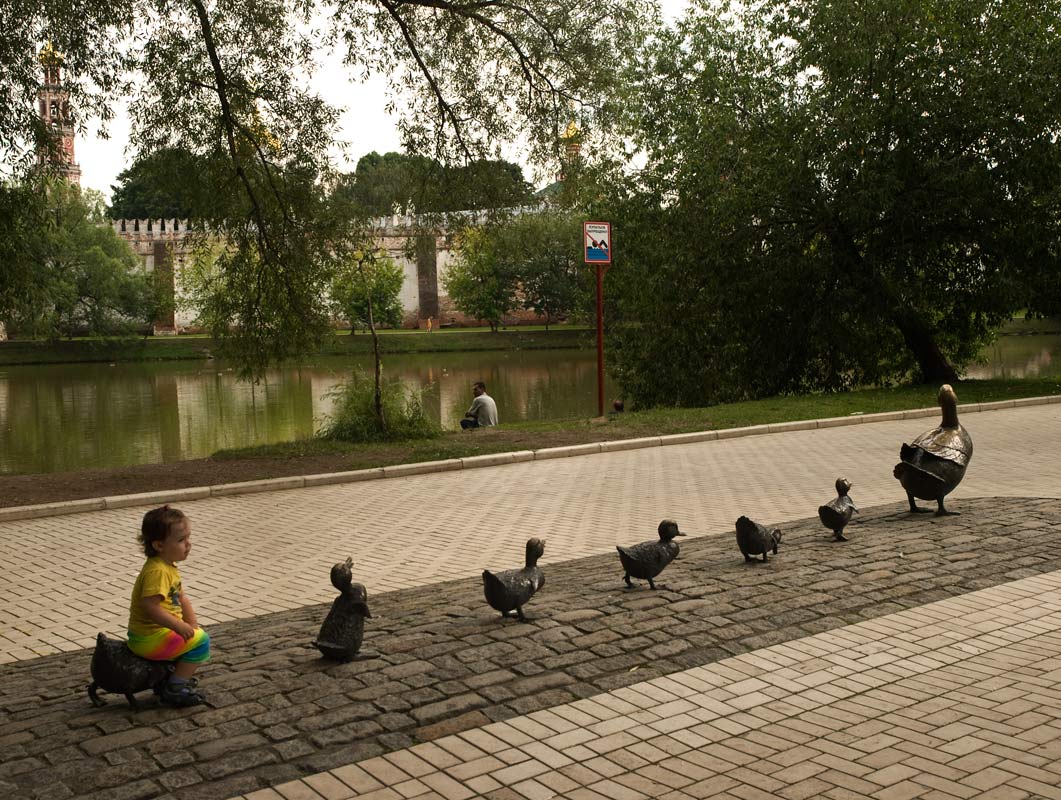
[426,317,433,333]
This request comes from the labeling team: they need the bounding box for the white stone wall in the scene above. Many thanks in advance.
[111,211,544,331]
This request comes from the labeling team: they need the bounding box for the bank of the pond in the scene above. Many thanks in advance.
[0,326,590,366]
[2,377,1059,509]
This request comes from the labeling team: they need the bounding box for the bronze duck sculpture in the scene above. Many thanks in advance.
[313,557,375,661]
[87,633,172,709]
[893,384,973,516]
[617,519,685,589]
[818,477,858,541]
[736,516,782,563]
[483,538,546,622]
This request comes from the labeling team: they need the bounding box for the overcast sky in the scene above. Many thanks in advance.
[75,0,689,199]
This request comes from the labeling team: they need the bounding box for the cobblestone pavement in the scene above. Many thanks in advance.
[3,403,1061,662]
[255,568,1061,800]
[2,498,1059,799]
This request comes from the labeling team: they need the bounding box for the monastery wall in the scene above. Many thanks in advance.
[112,214,545,333]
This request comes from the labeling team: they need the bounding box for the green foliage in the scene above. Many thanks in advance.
[331,251,405,331]
[338,152,532,216]
[2,0,653,377]
[444,226,520,331]
[608,0,1061,407]
[318,369,441,443]
[0,178,159,338]
[506,211,590,328]
[443,212,589,330]
[109,148,211,220]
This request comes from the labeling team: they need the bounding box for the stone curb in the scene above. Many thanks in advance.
[2,394,1058,523]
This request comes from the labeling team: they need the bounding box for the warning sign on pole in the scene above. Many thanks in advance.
[584,221,611,264]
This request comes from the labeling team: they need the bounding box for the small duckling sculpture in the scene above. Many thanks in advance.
[894,384,973,516]
[617,519,685,590]
[736,516,782,563]
[87,632,172,709]
[483,538,546,622]
[313,557,376,661]
[818,477,858,541]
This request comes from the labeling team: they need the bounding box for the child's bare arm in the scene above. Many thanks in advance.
[140,595,195,639]
[178,590,198,628]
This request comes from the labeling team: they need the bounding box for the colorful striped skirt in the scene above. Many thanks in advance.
[126,627,210,663]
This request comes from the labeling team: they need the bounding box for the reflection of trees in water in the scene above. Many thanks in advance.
[965,335,1061,379]
[0,350,616,473]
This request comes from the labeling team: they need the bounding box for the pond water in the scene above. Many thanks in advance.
[1,332,1058,475]
[0,349,618,474]
[962,332,1061,380]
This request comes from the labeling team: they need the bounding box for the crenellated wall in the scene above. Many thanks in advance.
[111,211,547,333]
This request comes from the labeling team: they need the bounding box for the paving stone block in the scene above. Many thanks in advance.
[599,438,662,454]
[211,477,306,497]
[302,469,385,487]
[0,497,106,522]
[534,443,603,460]
[382,460,462,478]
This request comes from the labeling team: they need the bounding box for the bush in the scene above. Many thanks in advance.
[317,369,441,442]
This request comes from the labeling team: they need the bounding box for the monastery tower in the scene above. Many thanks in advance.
[37,43,81,184]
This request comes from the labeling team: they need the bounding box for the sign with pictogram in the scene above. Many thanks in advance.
[584,221,611,264]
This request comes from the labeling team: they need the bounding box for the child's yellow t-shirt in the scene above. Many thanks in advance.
[128,556,183,636]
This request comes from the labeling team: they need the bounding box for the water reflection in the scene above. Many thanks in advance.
[963,334,1061,380]
[4,332,1056,475]
[0,351,617,474]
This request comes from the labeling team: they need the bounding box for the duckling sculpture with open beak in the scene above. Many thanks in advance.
[313,557,376,661]
[893,384,973,516]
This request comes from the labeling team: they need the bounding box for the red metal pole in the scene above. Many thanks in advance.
[596,263,604,417]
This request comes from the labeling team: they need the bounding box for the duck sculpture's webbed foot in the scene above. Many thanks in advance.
[516,606,529,623]
[833,531,848,542]
[623,573,633,589]
[907,493,933,513]
[935,499,959,517]
[647,577,657,590]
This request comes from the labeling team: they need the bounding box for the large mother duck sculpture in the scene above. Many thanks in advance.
[893,384,973,516]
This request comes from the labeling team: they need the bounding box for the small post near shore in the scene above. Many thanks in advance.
[583,221,612,417]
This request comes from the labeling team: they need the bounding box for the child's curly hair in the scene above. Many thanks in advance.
[138,505,187,558]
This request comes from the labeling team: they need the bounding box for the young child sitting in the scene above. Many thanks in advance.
[127,505,210,707]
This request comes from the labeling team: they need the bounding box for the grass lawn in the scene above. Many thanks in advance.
[214,377,1061,470]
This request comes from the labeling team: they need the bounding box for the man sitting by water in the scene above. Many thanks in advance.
[461,381,498,430]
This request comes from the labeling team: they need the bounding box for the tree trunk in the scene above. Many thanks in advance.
[826,224,959,385]
[363,276,385,432]
[892,309,959,384]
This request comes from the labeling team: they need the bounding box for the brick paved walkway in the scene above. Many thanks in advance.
[2,497,1060,799]
[256,568,1061,800]
[3,403,1061,663]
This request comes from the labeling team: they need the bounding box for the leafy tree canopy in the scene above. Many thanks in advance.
[443,226,520,331]
[337,151,533,216]
[2,0,654,375]
[607,0,1061,407]
[108,148,213,220]
[0,178,160,338]
[331,249,406,331]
